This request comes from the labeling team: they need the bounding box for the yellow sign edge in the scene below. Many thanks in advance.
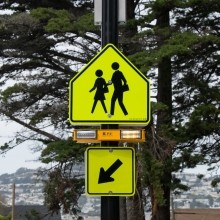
[85,146,136,196]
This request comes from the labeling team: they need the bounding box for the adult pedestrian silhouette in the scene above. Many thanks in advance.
[109,62,128,116]
[89,69,108,113]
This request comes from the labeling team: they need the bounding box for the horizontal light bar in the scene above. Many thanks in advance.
[73,129,145,143]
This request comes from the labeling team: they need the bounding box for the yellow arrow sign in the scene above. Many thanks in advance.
[69,44,150,125]
[85,147,136,196]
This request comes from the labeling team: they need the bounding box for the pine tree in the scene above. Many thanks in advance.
[132,1,220,219]
[0,0,219,219]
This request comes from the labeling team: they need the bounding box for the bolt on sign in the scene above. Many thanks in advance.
[69,43,150,125]
[85,147,136,196]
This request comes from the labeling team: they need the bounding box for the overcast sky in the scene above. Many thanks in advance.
[0,121,44,175]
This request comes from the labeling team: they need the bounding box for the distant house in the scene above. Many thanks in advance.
[173,208,220,220]
[0,205,61,220]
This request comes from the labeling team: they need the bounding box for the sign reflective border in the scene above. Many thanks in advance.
[85,147,136,196]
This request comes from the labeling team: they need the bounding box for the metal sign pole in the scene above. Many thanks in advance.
[101,0,119,219]
[101,0,118,47]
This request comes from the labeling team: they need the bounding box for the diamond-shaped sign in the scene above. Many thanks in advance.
[69,44,150,124]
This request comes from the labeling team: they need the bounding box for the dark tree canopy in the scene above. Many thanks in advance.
[0,0,100,147]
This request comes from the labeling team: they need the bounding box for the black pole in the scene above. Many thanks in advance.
[101,0,119,220]
[101,0,118,47]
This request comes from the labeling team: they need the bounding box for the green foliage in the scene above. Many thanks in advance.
[172,175,190,193]
[157,32,199,57]
[29,110,50,126]
[1,83,28,103]
[128,50,155,74]
[0,214,11,220]
[197,174,204,180]
[0,143,9,151]
[151,102,169,113]
[141,148,166,205]
[43,167,84,214]
[40,139,86,214]
[31,7,74,32]
[40,139,86,164]
[211,177,220,187]
[24,209,41,220]
[177,104,220,141]
[173,148,205,172]
[73,12,98,33]
[30,8,97,33]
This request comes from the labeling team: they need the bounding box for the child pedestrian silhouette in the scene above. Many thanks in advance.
[89,69,108,114]
[108,62,128,116]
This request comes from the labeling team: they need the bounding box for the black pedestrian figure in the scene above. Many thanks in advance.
[109,62,128,116]
[89,69,108,113]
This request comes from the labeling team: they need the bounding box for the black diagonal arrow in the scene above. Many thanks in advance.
[98,159,123,184]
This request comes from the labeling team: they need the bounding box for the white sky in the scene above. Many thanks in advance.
[0,121,44,175]
[0,8,40,175]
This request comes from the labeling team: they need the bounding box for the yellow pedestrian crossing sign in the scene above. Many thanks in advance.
[85,147,136,196]
[69,44,150,124]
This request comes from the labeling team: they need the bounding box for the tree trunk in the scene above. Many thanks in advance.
[120,1,144,218]
[127,153,145,220]
[121,0,141,55]
[120,197,127,220]
[151,5,172,220]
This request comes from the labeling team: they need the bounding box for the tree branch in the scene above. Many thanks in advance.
[0,109,61,141]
